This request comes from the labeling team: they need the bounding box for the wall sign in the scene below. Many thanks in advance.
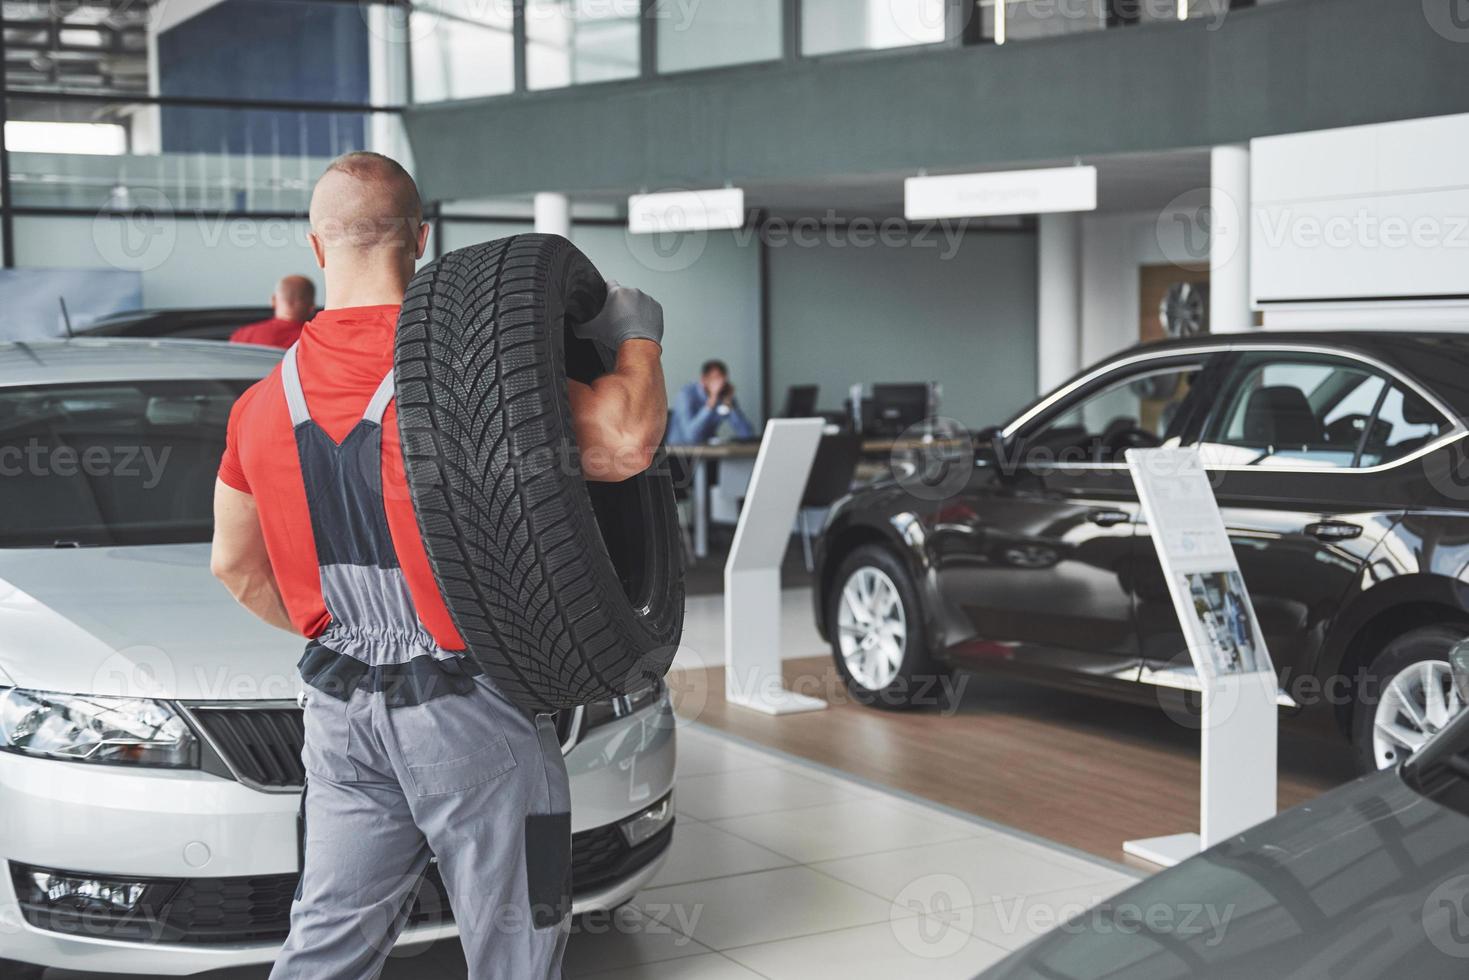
[904,166,1097,220]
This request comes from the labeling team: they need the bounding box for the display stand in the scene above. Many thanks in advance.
[724,418,828,715]
[1122,448,1278,867]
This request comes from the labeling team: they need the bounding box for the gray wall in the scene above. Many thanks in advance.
[768,229,1037,428]
[405,0,1469,202]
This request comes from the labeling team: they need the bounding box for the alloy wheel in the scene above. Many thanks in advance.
[1372,659,1462,769]
[836,566,907,691]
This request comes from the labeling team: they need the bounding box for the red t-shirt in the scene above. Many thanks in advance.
[230,317,306,349]
[218,305,464,650]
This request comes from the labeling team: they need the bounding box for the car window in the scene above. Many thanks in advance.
[0,379,253,548]
[1024,363,1201,465]
[1364,385,1453,465]
[1198,353,1452,469]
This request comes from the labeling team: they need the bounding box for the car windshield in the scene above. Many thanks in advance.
[0,379,252,548]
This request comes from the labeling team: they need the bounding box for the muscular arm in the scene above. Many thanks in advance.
[568,339,667,482]
[210,480,296,633]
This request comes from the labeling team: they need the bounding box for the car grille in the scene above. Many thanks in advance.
[188,705,306,789]
[188,704,582,792]
[12,821,672,945]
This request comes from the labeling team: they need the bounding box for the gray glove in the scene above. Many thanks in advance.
[574,281,664,350]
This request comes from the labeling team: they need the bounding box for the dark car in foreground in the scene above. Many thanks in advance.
[815,332,1469,773]
[977,662,1469,979]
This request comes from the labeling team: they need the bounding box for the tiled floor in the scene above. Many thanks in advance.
[559,724,1142,980]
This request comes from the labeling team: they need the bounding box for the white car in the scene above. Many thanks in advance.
[0,338,676,977]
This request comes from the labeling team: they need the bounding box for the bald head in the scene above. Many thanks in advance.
[309,151,423,255]
[272,274,315,322]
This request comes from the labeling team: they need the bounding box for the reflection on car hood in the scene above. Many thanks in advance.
[0,544,304,700]
[979,770,1469,979]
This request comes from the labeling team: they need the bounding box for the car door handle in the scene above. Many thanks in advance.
[1305,520,1362,541]
[1087,509,1132,528]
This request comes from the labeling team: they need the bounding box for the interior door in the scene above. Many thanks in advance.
[1135,350,1456,696]
[934,355,1210,684]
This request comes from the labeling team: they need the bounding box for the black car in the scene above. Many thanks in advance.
[978,683,1469,979]
[80,306,271,340]
[814,332,1469,774]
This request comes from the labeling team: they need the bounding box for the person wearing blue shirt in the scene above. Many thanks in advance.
[668,359,756,445]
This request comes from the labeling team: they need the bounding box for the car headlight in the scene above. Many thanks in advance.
[0,688,198,768]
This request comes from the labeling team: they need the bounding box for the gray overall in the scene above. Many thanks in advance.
[270,345,572,980]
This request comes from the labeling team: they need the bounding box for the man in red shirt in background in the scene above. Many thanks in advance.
[210,152,666,978]
[228,274,316,347]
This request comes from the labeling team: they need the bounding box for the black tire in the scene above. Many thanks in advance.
[1351,624,1469,774]
[0,959,45,979]
[395,234,684,712]
[827,544,944,709]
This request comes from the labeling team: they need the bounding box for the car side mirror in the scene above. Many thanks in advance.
[973,425,1004,466]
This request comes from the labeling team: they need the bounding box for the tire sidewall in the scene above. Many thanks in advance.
[1351,624,1468,773]
[827,544,938,710]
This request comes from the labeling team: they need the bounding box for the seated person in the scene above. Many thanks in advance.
[669,359,756,445]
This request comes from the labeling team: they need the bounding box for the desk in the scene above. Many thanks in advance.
[673,436,969,559]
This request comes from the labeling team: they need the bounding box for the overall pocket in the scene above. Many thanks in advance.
[395,694,518,797]
[300,693,357,783]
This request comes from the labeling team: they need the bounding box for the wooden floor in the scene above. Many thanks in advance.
[673,655,1357,870]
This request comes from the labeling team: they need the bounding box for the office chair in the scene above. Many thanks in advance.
[798,431,862,572]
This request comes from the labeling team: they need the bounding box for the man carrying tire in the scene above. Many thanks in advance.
[210,152,667,978]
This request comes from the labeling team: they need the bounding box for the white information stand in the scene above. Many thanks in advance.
[1123,448,1278,868]
[724,418,829,715]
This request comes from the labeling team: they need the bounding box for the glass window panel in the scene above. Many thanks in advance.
[803,0,947,56]
[5,96,409,211]
[1198,356,1388,470]
[410,2,516,102]
[656,0,781,74]
[981,0,1107,43]
[5,0,402,104]
[1026,364,1200,464]
[526,0,641,90]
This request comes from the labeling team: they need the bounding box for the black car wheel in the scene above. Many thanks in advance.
[828,544,944,709]
[395,234,684,712]
[1351,625,1469,773]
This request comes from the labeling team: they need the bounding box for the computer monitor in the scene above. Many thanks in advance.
[781,384,819,418]
[869,383,931,436]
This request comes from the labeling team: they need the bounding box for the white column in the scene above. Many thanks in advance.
[1036,212,1082,395]
[534,192,572,238]
[1210,144,1253,333]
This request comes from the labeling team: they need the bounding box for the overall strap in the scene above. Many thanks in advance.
[363,370,395,424]
[280,344,311,426]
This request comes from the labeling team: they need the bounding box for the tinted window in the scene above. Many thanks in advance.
[1025,363,1201,464]
[1199,353,1452,469]
[0,379,252,548]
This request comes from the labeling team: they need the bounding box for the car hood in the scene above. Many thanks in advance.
[0,544,305,700]
[978,769,1469,979]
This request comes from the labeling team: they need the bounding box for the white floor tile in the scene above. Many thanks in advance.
[650,817,796,887]
[564,906,713,977]
[575,952,768,980]
[725,915,1012,980]
[710,796,981,864]
[636,865,901,950]
[966,879,1139,952]
[812,836,1121,911]
[675,731,774,778]
[675,765,869,821]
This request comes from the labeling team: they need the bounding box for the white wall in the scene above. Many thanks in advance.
[1251,113,1469,309]
[1080,206,1207,368]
